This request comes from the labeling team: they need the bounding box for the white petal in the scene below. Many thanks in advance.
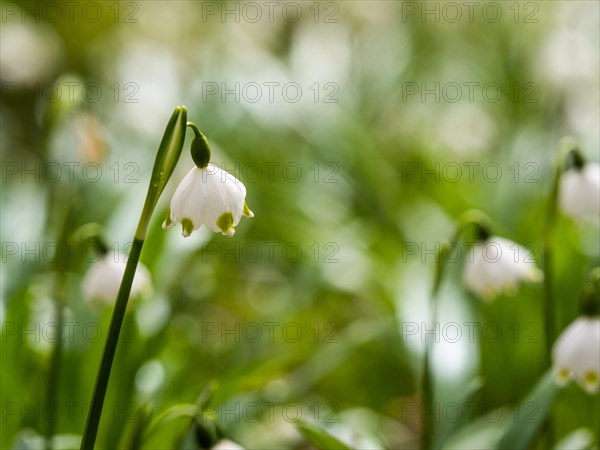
[170,167,205,231]
[463,243,491,298]
[189,165,246,233]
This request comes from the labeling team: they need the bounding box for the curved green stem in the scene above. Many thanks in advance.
[186,122,203,140]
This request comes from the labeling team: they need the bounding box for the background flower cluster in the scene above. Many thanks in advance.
[1,1,599,448]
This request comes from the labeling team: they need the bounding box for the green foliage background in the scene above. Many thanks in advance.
[1,1,599,448]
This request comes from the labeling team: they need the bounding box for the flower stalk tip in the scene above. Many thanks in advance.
[565,147,585,171]
[579,268,600,317]
[458,209,494,241]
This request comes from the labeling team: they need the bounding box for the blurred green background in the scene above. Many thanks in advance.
[1,1,599,449]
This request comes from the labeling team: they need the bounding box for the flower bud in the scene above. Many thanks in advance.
[136,106,188,240]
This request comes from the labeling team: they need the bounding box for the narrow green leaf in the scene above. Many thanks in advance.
[496,370,560,450]
[296,421,350,450]
[143,403,198,441]
[432,377,484,450]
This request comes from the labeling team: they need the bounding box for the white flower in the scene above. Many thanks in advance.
[463,236,543,301]
[82,253,152,306]
[552,316,600,393]
[559,162,600,220]
[163,164,253,237]
[212,439,245,450]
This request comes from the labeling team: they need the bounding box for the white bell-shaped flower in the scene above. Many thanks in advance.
[82,253,152,306]
[463,236,542,300]
[163,164,253,237]
[552,316,600,393]
[558,162,600,220]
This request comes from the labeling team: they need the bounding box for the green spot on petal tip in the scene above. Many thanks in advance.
[162,212,173,229]
[181,218,194,237]
[217,212,235,236]
[243,201,254,218]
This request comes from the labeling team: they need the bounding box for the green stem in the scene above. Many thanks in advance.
[44,301,64,450]
[80,237,144,449]
[541,141,573,450]
[543,163,560,367]
[541,139,581,364]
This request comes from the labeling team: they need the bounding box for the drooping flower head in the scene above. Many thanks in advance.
[558,161,600,220]
[163,123,253,237]
[552,268,600,393]
[82,253,152,307]
[552,316,600,393]
[463,235,543,301]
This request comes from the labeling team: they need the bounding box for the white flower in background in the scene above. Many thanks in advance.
[552,316,600,393]
[463,236,543,301]
[212,439,245,450]
[163,164,253,238]
[82,253,152,306]
[558,162,600,220]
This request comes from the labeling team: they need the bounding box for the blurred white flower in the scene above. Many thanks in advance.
[0,22,63,83]
[558,163,600,220]
[463,236,542,301]
[163,164,253,238]
[82,253,152,306]
[212,439,245,450]
[552,316,600,393]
